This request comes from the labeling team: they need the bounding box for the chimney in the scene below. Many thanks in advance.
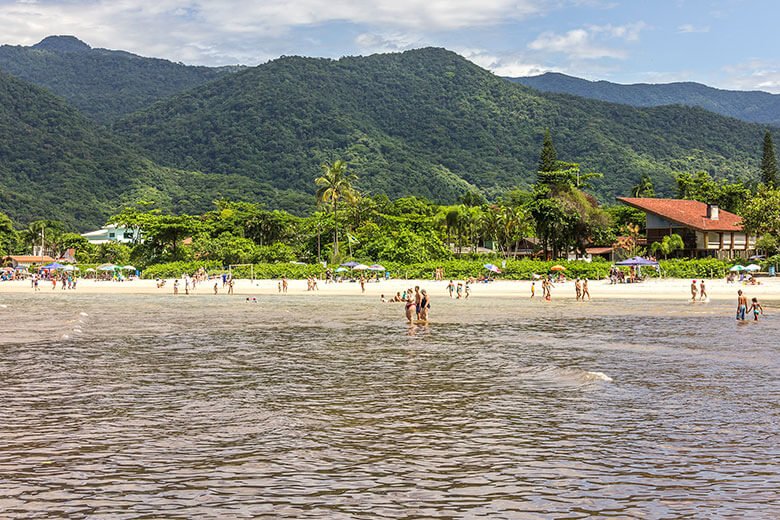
[707,204,719,220]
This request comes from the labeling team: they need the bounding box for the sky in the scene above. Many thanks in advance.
[1,0,779,92]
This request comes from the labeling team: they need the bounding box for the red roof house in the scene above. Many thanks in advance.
[617,197,756,259]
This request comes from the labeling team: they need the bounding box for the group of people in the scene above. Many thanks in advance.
[690,280,708,301]
[736,290,763,321]
[445,280,471,299]
[381,286,431,323]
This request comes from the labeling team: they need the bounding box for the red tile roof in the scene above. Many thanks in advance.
[617,197,743,232]
[586,247,613,255]
[3,255,55,264]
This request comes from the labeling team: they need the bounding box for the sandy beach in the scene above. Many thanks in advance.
[2,276,779,301]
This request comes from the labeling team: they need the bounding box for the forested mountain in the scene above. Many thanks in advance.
[509,72,780,126]
[0,36,235,123]
[115,47,766,204]
[0,70,309,229]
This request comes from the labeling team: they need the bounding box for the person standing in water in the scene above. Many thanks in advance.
[699,280,708,301]
[414,286,422,319]
[404,292,415,323]
[736,290,748,321]
[749,297,764,321]
[420,289,430,321]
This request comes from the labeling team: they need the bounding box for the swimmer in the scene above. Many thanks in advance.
[749,297,763,321]
[736,290,748,321]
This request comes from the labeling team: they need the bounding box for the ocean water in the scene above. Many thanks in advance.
[1,292,779,518]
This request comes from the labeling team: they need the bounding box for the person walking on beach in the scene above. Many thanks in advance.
[691,280,698,302]
[582,279,590,301]
[447,280,455,298]
[282,277,288,294]
[456,282,463,299]
[575,278,582,301]
[531,281,535,299]
[736,290,748,321]
[228,278,234,295]
[360,275,366,294]
[173,279,179,295]
[749,297,764,321]
[699,280,708,301]
[213,282,218,295]
[464,281,471,299]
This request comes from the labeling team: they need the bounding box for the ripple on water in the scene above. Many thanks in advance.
[1,293,779,518]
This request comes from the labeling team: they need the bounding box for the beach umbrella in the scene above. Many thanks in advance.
[61,265,76,271]
[367,264,386,271]
[353,264,370,270]
[614,256,658,267]
[340,261,360,268]
[550,265,567,271]
[334,267,349,273]
[121,265,136,271]
[729,265,746,272]
[745,264,761,271]
[484,263,501,273]
[85,268,96,272]
[42,262,65,270]
[749,255,766,260]
[97,263,116,271]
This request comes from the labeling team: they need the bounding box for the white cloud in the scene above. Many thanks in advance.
[722,59,780,94]
[528,22,645,60]
[455,48,552,77]
[0,0,557,65]
[677,23,709,34]
[355,32,423,53]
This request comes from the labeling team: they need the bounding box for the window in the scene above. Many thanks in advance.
[109,233,115,238]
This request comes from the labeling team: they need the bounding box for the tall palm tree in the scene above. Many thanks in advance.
[315,160,357,260]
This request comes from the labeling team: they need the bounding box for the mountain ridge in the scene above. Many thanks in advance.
[509,72,780,126]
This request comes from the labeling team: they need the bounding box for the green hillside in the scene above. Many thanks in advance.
[0,36,235,124]
[510,72,780,127]
[0,70,309,229]
[114,48,766,204]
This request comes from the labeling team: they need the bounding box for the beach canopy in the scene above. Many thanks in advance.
[61,265,77,271]
[745,264,761,271]
[85,268,96,272]
[334,266,349,273]
[729,265,746,272]
[97,263,117,271]
[340,261,360,268]
[550,265,567,271]
[368,264,386,271]
[615,256,658,267]
[352,264,370,270]
[484,263,501,273]
[121,265,136,271]
[42,262,65,269]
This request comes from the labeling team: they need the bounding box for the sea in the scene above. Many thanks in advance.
[1,292,779,518]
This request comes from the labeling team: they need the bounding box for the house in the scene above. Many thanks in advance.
[2,255,55,268]
[617,197,757,259]
[81,224,139,245]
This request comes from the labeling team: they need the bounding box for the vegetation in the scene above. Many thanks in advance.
[0,36,233,124]
[510,72,780,126]
[762,131,778,188]
[114,47,768,207]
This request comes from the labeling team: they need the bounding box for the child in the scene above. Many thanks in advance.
[749,297,764,321]
[530,281,535,299]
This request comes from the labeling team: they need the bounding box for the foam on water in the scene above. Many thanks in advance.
[586,371,613,382]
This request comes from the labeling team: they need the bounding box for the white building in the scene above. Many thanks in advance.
[81,225,139,245]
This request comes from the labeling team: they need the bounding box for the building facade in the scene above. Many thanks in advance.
[617,197,757,259]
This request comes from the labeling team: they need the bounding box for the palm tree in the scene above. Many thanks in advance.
[650,233,685,259]
[315,160,357,260]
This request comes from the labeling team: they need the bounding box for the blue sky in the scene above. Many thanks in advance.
[1,0,778,92]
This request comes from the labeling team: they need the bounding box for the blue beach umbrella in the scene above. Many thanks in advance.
[340,261,360,268]
[484,263,501,273]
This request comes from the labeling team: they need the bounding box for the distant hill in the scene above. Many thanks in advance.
[0,70,310,229]
[0,36,236,124]
[509,72,780,127]
[114,48,766,204]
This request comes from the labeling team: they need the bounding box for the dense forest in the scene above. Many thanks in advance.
[0,36,235,124]
[115,48,767,207]
[0,41,774,231]
[510,72,780,127]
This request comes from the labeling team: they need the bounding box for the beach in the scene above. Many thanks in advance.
[2,276,779,302]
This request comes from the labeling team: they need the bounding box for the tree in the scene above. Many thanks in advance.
[650,233,685,259]
[315,160,357,261]
[538,128,558,173]
[0,212,17,256]
[762,130,778,188]
[632,174,655,197]
[741,187,780,242]
[675,171,751,213]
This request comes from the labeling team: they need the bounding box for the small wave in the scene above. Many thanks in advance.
[79,312,89,317]
[586,371,613,382]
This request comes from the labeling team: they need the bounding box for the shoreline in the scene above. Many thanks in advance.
[1,277,779,301]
